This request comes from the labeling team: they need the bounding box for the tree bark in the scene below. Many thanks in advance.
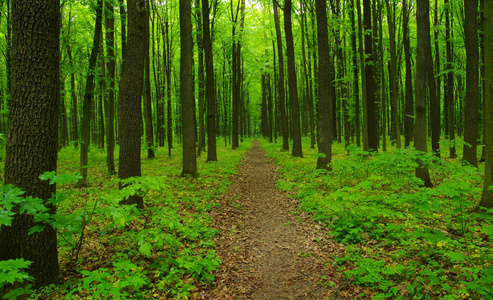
[118,0,147,208]
[363,0,378,152]
[284,0,303,157]
[203,0,217,161]
[143,0,154,159]
[463,0,479,167]
[386,0,401,149]
[415,0,432,187]
[475,0,493,211]
[316,0,332,170]
[273,0,289,151]
[445,0,456,158]
[0,0,60,287]
[105,0,116,174]
[403,0,413,148]
[180,0,197,175]
[77,0,103,188]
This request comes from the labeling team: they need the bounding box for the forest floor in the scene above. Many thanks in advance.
[197,139,364,299]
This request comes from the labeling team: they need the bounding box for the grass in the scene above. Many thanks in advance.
[261,137,493,300]
[1,138,251,299]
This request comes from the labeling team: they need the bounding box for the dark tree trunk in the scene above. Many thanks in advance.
[0,0,60,287]
[403,0,413,148]
[475,0,493,211]
[118,0,146,208]
[415,0,432,187]
[196,0,205,157]
[386,0,401,149]
[285,0,303,157]
[143,0,154,159]
[363,0,377,152]
[273,0,289,151]
[165,13,173,156]
[426,1,439,157]
[301,2,314,148]
[180,0,197,175]
[105,0,116,174]
[67,41,79,148]
[203,0,217,161]
[463,0,479,167]
[316,0,332,170]
[77,0,103,187]
[356,0,367,149]
[445,0,456,158]
[350,0,360,147]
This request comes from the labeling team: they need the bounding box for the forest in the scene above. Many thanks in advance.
[0,0,492,298]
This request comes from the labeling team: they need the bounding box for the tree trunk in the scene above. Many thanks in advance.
[316,0,332,170]
[118,0,146,208]
[273,0,289,151]
[363,0,377,152]
[426,1,440,157]
[350,0,360,147]
[0,0,60,287]
[386,0,401,149]
[203,0,217,161]
[403,0,413,148]
[463,0,479,167]
[445,0,456,158]
[475,0,493,211]
[415,0,432,187]
[285,0,303,157]
[105,0,116,174]
[143,0,154,159]
[77,0,103,188]
[180,0,197,175]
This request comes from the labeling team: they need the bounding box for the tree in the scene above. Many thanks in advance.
[415,0,432,187]
[403,0,413,148]
[445,0,456,158]
[273,0,289,151]
[118,0,147,209]
[77,0,103,187]
[0,0,60,286]
[284,0,303,157]
[315,0,332,170]
[180,0,197,176]
[104,0,116,175]
[363,0,378,152]
[463,0,479,167]
[203,0,217,162]
[143,0,155,160]
[475,0,493,211]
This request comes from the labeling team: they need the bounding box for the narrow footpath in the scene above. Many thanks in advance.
[198,140,362,299]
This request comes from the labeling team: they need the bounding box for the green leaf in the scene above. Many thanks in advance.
[138,242,152,258]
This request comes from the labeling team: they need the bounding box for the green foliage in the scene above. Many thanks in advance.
[262,138,493,299]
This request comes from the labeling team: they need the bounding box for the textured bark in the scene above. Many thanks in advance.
[445,0,456,158]
[350,0,360,147]
[0,0,60,287]
[105,0,116,174]
[475,0,493,211]
[203,0,217,161]
[67,40,79,148]
[300,3,314,148]
[284,0,303,158]
[77,0,103,187]
[363,0,377,152]
[386,0,401,149]
[315,0,332,170]
[463,0,479,167]
[180,0,197,176]
[273,0,289,151]
[118,0,146,208]
[196,0,205,157]
[356,0,368,150]
[425,1,439,157]
[403,0,413,148]
[415,0,432,187]
[143,0,155,159]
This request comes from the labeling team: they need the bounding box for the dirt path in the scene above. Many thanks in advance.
[199,140,360,299]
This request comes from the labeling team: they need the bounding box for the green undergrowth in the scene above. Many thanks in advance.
[0,138,251,299]
[261,138,493,300]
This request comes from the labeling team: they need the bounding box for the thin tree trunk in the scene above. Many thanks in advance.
[143,0,155,159]
[316,0,332,170]
[403,0,413,148]
[285,0,303,157]
[463,0,479,167]
[273,0,289,151]
[77,0,103,187]
[180,0,197,175]
[415,0,432,187]
[105,0,116,174]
